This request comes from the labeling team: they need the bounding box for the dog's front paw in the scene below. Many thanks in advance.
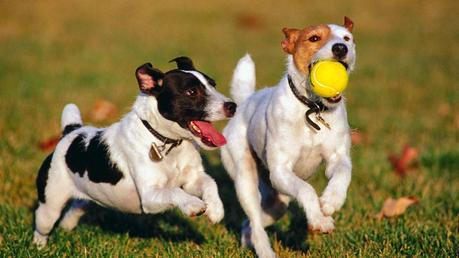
[320,192,345,216]
[308,215,335,233]
[33,231,48,249]
[204,198,224,224]
[179,196,207,217]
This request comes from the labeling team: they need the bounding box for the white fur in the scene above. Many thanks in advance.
[33,89,227,247]
[230,54,256,104]
[314,25,356,71]
[221,25,355,258]
[61,103,82,129]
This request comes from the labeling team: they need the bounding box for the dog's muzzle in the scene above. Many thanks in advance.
[332,43,348,60]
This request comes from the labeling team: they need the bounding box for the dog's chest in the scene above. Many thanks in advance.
[155,157,186,187]
[292,136,323,179]
[291,124,345,179]
[144,145,200,187]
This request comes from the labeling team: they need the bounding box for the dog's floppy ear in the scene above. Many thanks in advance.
[135,63,165,95]
[344,16,354,32]
[281,28,300,54]
[169,56,196,70]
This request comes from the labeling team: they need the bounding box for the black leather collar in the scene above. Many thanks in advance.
[287,75,330,130]
[140,119,183,155]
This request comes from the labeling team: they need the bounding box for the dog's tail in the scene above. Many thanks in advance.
[230,54,256,104]
[61,103,83,136]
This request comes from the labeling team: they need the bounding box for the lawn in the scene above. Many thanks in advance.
[0,0,457,257]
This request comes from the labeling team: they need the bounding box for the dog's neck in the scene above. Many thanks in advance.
[130,94,189,141]
[285,55,320,103]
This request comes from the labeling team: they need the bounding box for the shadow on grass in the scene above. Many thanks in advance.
[79,205,205,243]
[71,155,243,245]
[270,204,310,253]
[202,156,311,253]
[30,201,205,244]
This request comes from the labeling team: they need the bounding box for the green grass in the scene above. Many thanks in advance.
[0,0,458,257]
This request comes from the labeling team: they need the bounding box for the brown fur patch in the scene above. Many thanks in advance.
[281,24,331,75]
[344,16,354,32]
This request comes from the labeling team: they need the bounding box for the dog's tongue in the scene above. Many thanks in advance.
[192,121,227,147]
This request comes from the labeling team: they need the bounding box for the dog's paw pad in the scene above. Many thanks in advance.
[190,207,206,217]
[181,197,207,217]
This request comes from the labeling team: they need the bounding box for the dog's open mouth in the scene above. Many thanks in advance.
[188,121,227,147]
[338,61,349,70]
[307,59,348,104]
[325,95,342,103]
[309,60,349,71]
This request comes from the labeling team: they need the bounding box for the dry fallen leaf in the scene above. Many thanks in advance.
[236,13,263,30]
[89,99,118,122]
[350,130,364,145]
[376,196,418,220]
[388,145,420,176]
[38,135,60,152]
[437,103,450,117]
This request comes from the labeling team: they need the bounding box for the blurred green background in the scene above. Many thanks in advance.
[0,0,457,257]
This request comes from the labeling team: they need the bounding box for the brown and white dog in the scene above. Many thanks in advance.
[221,17,355,257]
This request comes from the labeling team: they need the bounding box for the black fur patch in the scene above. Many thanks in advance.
[66,134,87,175]
[65,131,124,184]
[36,152,53,203]
[156,70,209,128]
[169,56,216,87]
[62,123,82,137]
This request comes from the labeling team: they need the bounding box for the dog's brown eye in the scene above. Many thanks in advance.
[344,36,351,41]
[185,88,197,96]
[308,35,320,42]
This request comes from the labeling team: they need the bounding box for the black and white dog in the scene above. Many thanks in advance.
[33,57,237,247]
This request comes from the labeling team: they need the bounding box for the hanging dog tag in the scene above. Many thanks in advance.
[316,113,331,130]
[149,142,164,161]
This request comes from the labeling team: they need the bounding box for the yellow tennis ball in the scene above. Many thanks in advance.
[310,60,349,98]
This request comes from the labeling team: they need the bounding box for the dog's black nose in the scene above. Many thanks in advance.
[332,43,348,59]
[223,102,237,117]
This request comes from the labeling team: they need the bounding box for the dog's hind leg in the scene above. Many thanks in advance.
[33,159,74,248]
[256,153,291,228]
[222,146,277,258]
[259,178,291,227]
[59,199,89,231]
[240,164,291,258]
